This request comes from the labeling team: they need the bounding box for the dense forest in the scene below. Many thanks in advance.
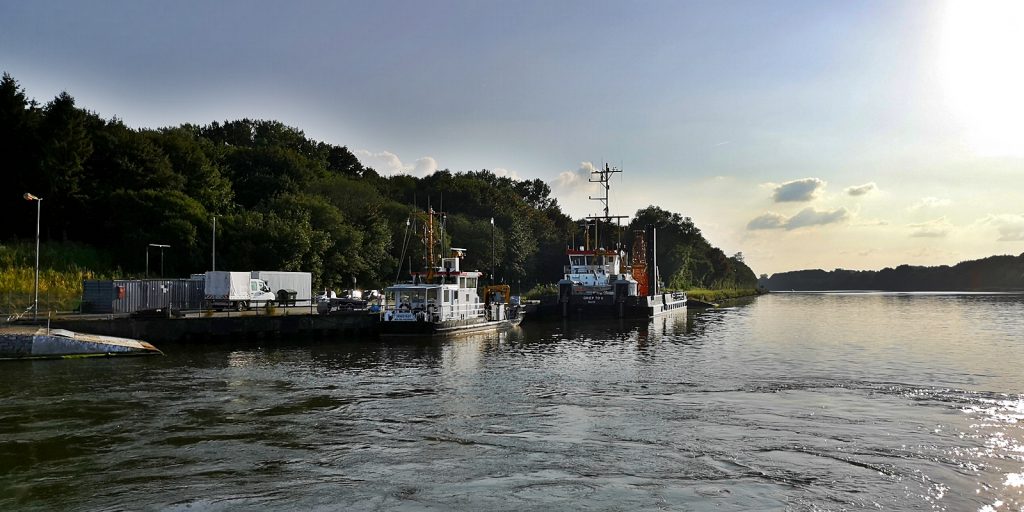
[760,254,1024,291]
[0,72,756,292]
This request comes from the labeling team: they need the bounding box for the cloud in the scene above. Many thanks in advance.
[746,212,786,230]
[786,207,850,229]
[909,217,952,238]
[772,178,826,202]
[980,213,1024,241]
[412,157,438,176]
[747,207,850,231]
[907,196,951,211]
[550,161,598,192]
[354,150,439,176]
[845,182,877,196]
[490,168,521,180]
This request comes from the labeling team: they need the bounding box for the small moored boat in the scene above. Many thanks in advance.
[381,248,523,338]
[0,326,163,360]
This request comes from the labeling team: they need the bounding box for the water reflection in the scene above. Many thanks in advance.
[2,293,1023,511]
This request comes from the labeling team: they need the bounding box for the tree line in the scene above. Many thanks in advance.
[0,72,756,291]
[760,254,1024,291]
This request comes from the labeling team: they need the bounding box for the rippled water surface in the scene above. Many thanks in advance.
[2,293,1023,511]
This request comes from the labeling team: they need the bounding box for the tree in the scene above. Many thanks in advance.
[39,92,95,240]
[0,73,42,239]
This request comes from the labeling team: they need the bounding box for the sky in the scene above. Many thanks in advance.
[2,0,1022,275]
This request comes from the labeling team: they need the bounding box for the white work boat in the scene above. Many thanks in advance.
[381,248,522,338]
[0,326,163,360]
[537,164,686,318]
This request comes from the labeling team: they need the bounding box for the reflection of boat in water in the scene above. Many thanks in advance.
[0,326,163,360]
[534,164,686,319]
[380,209,522,338]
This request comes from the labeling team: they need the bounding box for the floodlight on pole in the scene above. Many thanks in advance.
[23,193,42,321]
[146,244,171,278]
[490,217,495,285]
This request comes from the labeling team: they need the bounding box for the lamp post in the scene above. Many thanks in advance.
[490,217,495,285]
[146,244,171,278]
[23,193,42,321]
[211,215,217,271]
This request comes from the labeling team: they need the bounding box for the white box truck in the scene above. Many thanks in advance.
[251,271,313,306]
[204,271,276,310]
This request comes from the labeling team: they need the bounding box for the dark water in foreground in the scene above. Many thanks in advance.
[2,293,1023,511]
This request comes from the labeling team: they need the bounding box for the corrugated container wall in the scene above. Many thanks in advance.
[81,279,205,314]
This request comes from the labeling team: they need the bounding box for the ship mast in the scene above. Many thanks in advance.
[587,163,628,251]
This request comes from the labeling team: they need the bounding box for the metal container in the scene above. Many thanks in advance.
[81,278,205,314]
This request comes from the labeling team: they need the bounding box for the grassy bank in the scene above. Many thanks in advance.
[0,241,120,315]
[523,283,763,303]
[685,288,762,302]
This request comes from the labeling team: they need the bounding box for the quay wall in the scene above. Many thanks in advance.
[49,311,378,344]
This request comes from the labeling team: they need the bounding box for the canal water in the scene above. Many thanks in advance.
[2,293,1023,511]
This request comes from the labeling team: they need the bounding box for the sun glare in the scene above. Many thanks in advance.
[940,0,1024,156]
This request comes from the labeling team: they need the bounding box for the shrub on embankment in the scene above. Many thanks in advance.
[685,288,762,302]
[0,241,119,315]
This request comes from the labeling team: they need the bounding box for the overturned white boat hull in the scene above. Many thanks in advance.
[0,327,163,360]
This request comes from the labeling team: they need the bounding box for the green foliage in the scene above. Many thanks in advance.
[0,241,121,314]
[763,254,1024,291]
[686,288,761,302]
[629,206,758,290]
[0,72,757,299]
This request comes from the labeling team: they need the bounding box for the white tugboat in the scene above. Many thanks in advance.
[539,164,686,318]
[380,209,522,337]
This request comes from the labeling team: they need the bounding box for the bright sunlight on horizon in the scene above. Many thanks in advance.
[1,0,1022,276]
[940,0,1024,157]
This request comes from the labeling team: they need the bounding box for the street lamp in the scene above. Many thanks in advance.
[146,244,171,278]
[489,216,493,286]
[211,215,217,271]
[23,193,42,321]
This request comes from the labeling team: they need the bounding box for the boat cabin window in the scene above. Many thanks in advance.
[392,289,428,309]
[466,277,477,289]
[444,289,450,302]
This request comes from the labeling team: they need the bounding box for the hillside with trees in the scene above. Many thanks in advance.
[0,72,756,295]
[760,254,1024,291]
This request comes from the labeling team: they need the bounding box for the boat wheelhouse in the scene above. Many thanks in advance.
[540,164,686,318]
[381,222,522,337]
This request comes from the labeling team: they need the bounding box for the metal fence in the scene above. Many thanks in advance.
[81,279,206,314]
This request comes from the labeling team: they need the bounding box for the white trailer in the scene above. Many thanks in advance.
[204,271,276,310]
[251,271,313,305]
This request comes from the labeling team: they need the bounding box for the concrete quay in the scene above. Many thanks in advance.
[45,310,377,344]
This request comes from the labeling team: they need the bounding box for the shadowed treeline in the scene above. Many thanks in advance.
[0,72,756,292]
[760,254,1024,291]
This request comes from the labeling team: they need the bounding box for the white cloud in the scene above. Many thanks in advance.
[490,168,520,180]
[550,161,599,192]
[786,207,850,229]
[845,182,877,196]
[746,212,786,230]
[354,149,439,176]
[980,213,1024,241]
[772,177,826,202]
[907,196,951,211]
[412,157,438,176]
[747,207,849,231]
[909,217,952,238]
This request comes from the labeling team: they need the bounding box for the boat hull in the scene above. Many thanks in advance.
[531,293,686,319]
[0,327,163,360]
[380,315,522,338]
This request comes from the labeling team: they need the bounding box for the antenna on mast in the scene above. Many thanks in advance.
[586,163,628,250]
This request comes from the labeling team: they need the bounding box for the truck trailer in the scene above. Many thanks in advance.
[203,271,276,311]
[250,271,313,306]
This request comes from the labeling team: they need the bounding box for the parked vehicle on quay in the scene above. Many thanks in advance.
[203,271,276,311]
[250,271,312,306]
